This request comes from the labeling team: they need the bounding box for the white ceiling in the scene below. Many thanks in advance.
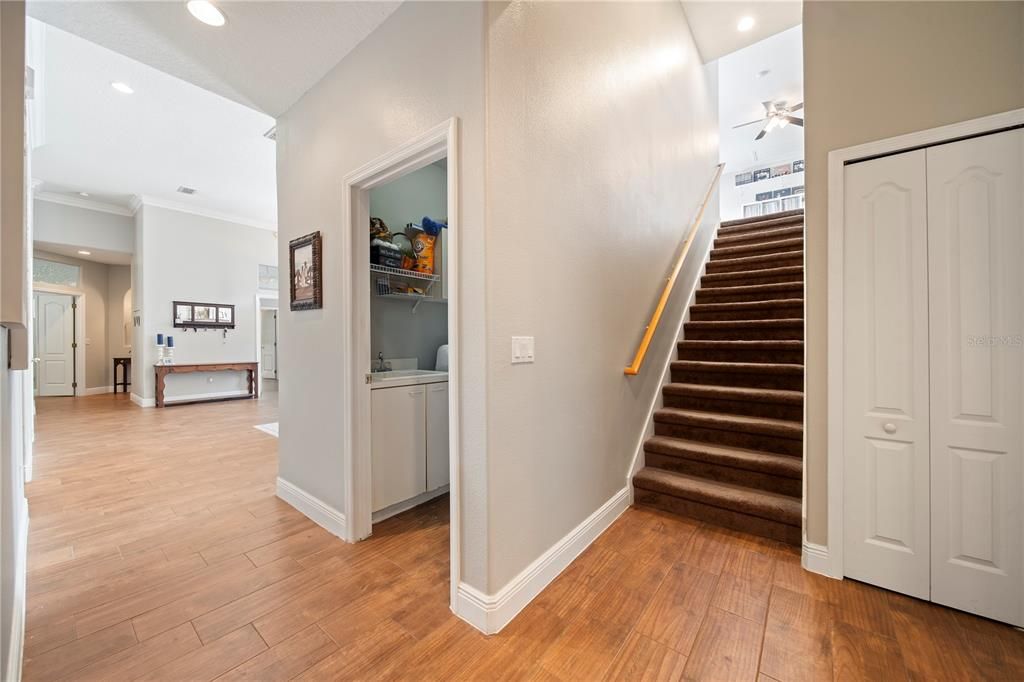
[26,1,402,117]
[681,1,802,63]
[718,25,803,171]
[28,17,279,227]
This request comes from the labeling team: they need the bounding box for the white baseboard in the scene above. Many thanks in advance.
[372,486,449,524]
[83,385,113,396]
[454,486,630,635]
[131,389,251,408]
[801,541,837,578]
[6,499,29,682]
[276,477,348,541]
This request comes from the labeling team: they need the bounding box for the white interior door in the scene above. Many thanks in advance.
[36,292,75,397]
[261,310,277,379]
[843,150,931,599]
[927,129,1024,626]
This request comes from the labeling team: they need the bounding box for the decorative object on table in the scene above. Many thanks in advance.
[164,336,175,365]
[155,332,166,366]
[290,231,323,311]
[173,301,236,330]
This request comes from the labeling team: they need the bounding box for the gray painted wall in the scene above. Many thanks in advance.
[276,0,489,589]
[33,199,133,256]
[802,0,1024,545]
[132,204,277,401]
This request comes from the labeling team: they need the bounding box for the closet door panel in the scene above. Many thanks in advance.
[928,129,1024,626]
[843,150,931,599]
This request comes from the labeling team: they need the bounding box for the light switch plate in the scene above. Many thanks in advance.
[512,336,535,364]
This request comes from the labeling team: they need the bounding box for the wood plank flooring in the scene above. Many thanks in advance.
[24,393,1024,680]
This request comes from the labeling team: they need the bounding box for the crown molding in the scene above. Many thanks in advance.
[33,190,135,217]
[135,194,277,231]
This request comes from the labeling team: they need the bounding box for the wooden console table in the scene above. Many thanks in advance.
[113,356,131,394]
[154,362,259,408]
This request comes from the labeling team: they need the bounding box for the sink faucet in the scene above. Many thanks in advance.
[376,352,391,372]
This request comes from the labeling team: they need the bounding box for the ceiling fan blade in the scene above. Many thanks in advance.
[754,126,768,141]
[784,115,804,127]
[790,102,804,112]
[762,100,774,114]
[732,119,764,129]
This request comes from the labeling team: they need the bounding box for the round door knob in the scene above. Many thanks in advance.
[883,423,897,434]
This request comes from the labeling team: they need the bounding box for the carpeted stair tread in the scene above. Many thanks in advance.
[684,318,804,330]
[644,435,802,479]
[705,250,803,273]
[670,360,803,375]
[710,237,804,260]
[719,213,805,235]
[702,265,803,287]
[715,226,803,248]
[678,339,804,352]
[663,382,803,404]
[721,209,804,229]
[653,407,802,440]
[634,468,801,527]
[690,299,804,314]
[696,282,803,302]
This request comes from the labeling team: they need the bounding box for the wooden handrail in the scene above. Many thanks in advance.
[624,163,724,376]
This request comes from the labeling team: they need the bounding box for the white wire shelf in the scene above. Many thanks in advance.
[369,263,439,283]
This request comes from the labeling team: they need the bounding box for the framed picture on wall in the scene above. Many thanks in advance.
[290,231,323,311]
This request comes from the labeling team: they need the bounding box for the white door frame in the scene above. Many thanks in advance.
[32,284,85,397]
[254,294,279,397]
[825,107,1024,580]
[342,118,461,607]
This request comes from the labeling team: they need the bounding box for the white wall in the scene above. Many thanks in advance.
[483,1,717,591]
[276,0,489,589]
[107,264,131,377]
[803,0,1024,545]
[131,204,277,402]
[33,198,133,256]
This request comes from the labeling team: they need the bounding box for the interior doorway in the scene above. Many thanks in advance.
[32,290,80,397]
[343,118,460,608]
[261,309,278,381]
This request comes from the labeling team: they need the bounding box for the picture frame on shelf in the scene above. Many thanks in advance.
[290,231,323,311]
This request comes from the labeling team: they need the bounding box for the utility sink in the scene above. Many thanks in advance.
[369,369,448,388]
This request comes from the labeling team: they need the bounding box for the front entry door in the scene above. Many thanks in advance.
[36,292,75,397]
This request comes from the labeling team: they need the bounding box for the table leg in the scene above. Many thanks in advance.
[155,370,165,408]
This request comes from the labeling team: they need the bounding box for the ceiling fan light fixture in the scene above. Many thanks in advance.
[110,81,134,95]
[187,1,226,27]
[737,16,755,32]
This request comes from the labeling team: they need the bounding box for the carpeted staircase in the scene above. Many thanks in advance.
[633,208,804,545]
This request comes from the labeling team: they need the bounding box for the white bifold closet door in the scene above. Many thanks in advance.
[843,150,932,600]
[927,129,1023,625]
[843,128,1024,626]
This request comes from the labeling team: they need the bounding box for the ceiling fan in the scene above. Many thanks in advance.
[734,100,804,140]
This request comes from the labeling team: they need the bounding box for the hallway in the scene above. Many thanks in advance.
[22,396,1024,680]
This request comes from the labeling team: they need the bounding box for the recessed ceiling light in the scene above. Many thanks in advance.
[77,250,91,256]
[737,16,756,32]
[79,192,90,197]
[111,81,134,94]
[187,1,226,27]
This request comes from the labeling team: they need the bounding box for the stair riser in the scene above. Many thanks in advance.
[689,305,803,322]
[696,287,803,304]
[644,452,802,497]
[676,346,804,364]
[702,272,803,288]
[662,392,803,421]
[710,240,803,261]
[715,228,803,248]
[671,368,802,390]
[706,254,803,274]
[633,489,801,545]
[654,421,802,456]
[684,324,803,341]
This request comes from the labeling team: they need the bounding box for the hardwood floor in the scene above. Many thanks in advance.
[24,394,1024,680]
